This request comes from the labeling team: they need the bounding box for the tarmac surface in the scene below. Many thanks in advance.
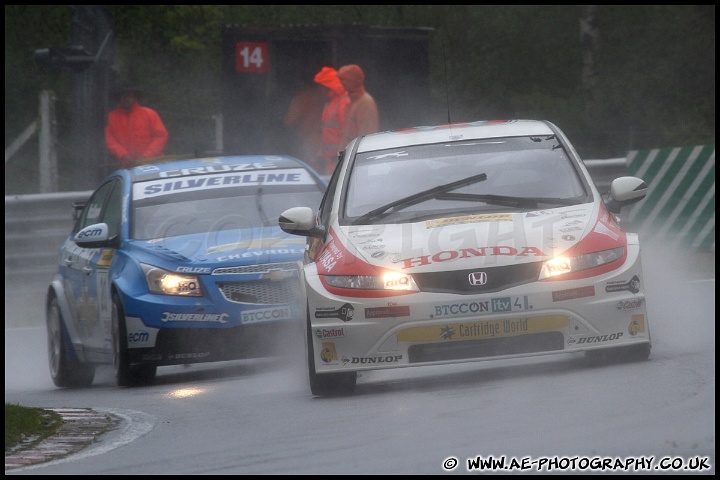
[4,251,714,471]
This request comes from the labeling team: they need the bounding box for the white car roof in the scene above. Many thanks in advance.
[356,119,556,153]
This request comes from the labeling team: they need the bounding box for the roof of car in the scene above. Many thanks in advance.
[355,119,556,153]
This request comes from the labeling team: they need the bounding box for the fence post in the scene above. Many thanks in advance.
[39,90,58,192]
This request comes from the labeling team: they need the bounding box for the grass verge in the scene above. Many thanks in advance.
[5,403,63,454]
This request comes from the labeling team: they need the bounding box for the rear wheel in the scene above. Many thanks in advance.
[306,307,356,396]
[46,296,95,387]
[112,293,156,387]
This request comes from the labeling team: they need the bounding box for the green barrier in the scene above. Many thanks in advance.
[625,145,715,252]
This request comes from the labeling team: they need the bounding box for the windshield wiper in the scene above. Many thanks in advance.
[435,192,580,208]
[352,173,487,224]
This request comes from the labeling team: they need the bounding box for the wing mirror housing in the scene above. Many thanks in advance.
[605,176,648,214]
[278,207,324,238]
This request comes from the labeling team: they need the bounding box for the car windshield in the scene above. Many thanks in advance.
[344,135,589,224]
[131,169,324,240]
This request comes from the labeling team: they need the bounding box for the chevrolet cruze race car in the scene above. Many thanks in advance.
[46,155,326,387]
[279,120,651,396]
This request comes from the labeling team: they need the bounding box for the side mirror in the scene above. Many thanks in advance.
[278,207,324,238]
[74,223,111,248]
[606,176,648,214]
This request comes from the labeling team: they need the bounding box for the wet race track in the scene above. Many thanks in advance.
[5,246,715,475]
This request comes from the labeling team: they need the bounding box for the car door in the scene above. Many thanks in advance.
[64,178,122,355]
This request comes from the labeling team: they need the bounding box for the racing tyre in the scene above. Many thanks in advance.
[112,293,157,387]
[306,309,356,396]
[46,296,95,387]
[585,343,651,366]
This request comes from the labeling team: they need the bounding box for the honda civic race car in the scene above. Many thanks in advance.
[46,155,327,387]
[279,119,651,396]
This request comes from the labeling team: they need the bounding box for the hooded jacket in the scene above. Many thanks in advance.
[337,64,379,145]
[314,67,350,174]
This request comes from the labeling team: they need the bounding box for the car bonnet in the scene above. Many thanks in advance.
[329,202,627,274]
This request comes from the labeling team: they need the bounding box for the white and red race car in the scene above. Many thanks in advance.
[279,119,651,396]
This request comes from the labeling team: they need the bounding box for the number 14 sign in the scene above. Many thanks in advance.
[235,42,268,73]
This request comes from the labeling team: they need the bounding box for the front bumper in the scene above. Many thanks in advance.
[306,246,651,374]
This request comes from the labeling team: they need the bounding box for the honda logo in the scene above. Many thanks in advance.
[468,271,488,286]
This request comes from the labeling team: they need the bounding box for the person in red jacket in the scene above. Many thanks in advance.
[336,64,379,146]
[313,66,350,176]
[105,85,168,169]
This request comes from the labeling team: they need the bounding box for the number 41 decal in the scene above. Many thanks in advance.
[235,42,268,73]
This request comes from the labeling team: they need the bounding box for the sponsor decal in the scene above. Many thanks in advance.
[134,168,314,199]
[149,161,294,178]
[126,317,158,348]
[397,315,568,342]
[314,303,354,322]
[606,275,640,294]
[207,236,306,254]
[316,236,344,273]
[362,244,386,250]
[432,296,532,318]
[160,312,229,323]
[561,235,576,241]
[168,352,211,360]
[552,286,595,302]
[574,332,623,344]
[77,226,104,239]
[241,306,298,324]
[425,213,513,228]
[216,248,305,262]
[320,342,339,364]
[628,315,646,336]
[358,237,383,245]
[364,305,410,319]
[98,249,115,266]
[315,327,345,339]
[617,298,644,311]
[559,226,581,232]
[342,355,403,365]
[400,246,546,269]
[525,210,554,217]
[127,329,151,344]
[177,266,211,274]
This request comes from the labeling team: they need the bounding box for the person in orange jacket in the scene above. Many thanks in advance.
[313,66,350,176]
[336,64,379,146]
[105,85,169,169]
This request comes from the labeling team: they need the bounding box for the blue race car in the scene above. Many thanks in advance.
[46,155,327,387]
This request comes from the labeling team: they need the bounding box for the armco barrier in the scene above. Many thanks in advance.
[625,145,715,252]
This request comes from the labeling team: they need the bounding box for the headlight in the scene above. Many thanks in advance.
[539,247,624,280]
[140,263,202,296]
[323,271,419,291]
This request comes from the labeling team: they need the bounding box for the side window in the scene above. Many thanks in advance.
[74,179,119,236]
[102,180,123,239]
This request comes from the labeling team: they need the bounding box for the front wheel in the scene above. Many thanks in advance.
[46,296,95,388]
[306,308,356,396]
[112,293,156,387]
